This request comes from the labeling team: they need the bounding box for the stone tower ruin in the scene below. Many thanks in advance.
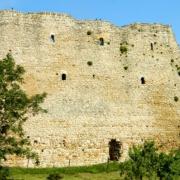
[0,11,179,167]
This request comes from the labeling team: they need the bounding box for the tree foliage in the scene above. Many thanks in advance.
[0,53,47,165]
[157,149,180,180]
[119,141,180,180]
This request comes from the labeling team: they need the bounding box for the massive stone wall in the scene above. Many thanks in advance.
[0,10,179,167]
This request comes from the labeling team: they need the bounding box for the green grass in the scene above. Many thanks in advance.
[10,162,119,174]
[7,163,180,180]
[10,172,121,180]
[9,162,120,180]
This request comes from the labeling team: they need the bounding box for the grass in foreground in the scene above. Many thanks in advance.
[10,172,121,180]
[7,162,180,180]
[9,162,120,180]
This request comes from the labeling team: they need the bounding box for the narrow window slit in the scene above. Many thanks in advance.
[151,43,153,50]
[51,34,55,42]
[99,38,104,46]
[61,73,66,80]
[141,77,145,84]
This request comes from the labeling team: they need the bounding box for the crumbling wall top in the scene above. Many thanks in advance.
[0,10,171,32]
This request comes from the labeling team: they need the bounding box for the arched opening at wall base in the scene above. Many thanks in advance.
[109,139,122,161]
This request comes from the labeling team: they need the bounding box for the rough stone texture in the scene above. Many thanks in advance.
[0,10,179,167]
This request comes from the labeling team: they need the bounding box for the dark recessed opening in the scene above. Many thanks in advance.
[87,31,92,35]
[87,61,93,66]
[61,73,66,80]
[63,140,66,147]
[109,139,122,161]
[99,38,104,46]
[151,43,153,51]
[34,140,38,144]
[141,77,145,84]
[51,34,55,42]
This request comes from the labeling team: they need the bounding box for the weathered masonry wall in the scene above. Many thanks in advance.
[0,11,179,167]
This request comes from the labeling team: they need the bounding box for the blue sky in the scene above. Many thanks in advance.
[0,0,180,44]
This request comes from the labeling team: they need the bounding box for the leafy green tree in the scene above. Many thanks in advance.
[170,149,180,176]
[119,141,180,180]
[157,152,174,180]
[119,141,158,180]
[0,53,47,165]
[157,149,180,180]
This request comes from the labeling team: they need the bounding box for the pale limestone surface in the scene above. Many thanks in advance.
[0,11,179,167]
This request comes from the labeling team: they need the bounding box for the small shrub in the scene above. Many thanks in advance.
[0,166,10,180]
[47,173,63,180]
[120,45,128,54]
[174,96,179,102]
[175,65,180,76]
[124,66,128,70]
[87,61,93,66]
